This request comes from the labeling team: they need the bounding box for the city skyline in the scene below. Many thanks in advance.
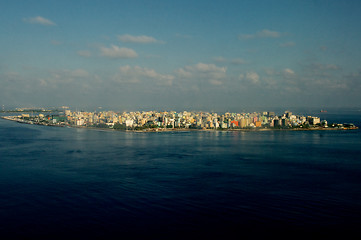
[4,109,341,131]
[1,0,361,111]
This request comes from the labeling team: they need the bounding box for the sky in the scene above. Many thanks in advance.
[1,0,361,112]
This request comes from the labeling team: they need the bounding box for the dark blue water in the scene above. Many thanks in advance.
[1,111,361,239]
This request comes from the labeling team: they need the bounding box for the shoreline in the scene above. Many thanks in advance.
[1,116,358,132]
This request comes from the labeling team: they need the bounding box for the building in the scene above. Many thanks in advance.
[308,117,320,125]
[273,118,280,127]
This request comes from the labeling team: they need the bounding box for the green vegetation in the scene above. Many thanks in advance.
[92,123,109,129]
[113,123,126,130]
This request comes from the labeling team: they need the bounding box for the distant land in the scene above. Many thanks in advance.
[1,108,358,132]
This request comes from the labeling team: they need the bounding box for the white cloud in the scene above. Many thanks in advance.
[35,68,92,89]
[51,69,89,82]
[311,63,340,71]
[77,50,91,57]
[100,45,138,58]
[115,65,174,85]
[265,68,295,77]
[209,79,223,85]
[302,63,341,78]
[118,34,164,44]
[176,63,227,86]
[239,29,281,40]
[175,68,192,78]
[185,63,226,74]
[257,29,281,38]
[247,72,259,83]
[240,72,260,84]
[283,68,295,75]
[69,69,89,78]
[178,63,227,81]
[23,16,56,26]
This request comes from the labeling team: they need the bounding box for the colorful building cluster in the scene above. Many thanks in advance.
[4,108,357,130]
[54,110,327,129]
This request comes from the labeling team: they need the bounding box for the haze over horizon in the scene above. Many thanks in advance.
[1,0,361,112]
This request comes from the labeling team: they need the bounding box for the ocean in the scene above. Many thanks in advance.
[1,110,361,239]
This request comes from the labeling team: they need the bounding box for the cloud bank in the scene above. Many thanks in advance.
[114,65,174,85]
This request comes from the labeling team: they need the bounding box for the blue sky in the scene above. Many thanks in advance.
[1,0,361,111]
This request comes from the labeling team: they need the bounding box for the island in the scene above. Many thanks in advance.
[1,109,358,132]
